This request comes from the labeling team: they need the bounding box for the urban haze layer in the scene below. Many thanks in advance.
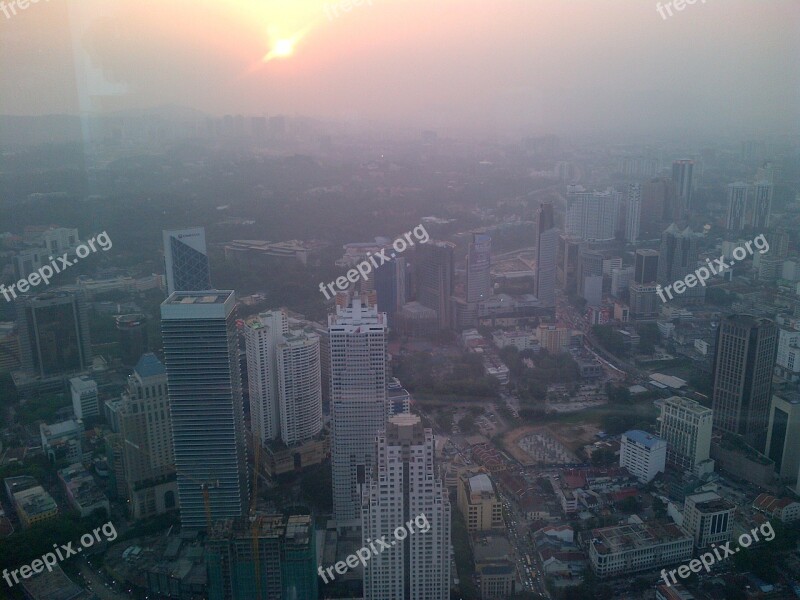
[1,3,800,600]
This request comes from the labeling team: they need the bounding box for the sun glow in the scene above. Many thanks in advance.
[263,36,299,62]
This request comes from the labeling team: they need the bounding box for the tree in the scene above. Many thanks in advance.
[591,448,616,467]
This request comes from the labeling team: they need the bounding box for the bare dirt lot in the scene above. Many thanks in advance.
[502,423,600,465]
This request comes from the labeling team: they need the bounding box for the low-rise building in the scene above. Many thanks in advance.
[40,419,83,464]
[478,563,515,599]
[4,476,58,529]
[587,522,693,578]
[58,464,110,518]
[619,430,666,483]
[69,375,99,420]
[753,493,800,523]
[683,492,734,548]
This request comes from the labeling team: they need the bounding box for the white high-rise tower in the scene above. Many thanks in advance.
[330,297,388,526]
[245,310,322,446]
[362,413,451,600]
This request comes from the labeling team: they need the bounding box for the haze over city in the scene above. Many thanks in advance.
[1,2,800,600]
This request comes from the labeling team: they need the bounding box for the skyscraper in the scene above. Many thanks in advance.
[764,391,800,481]
[161,291,248,531]
[415,241,455,330]
[577,250,604,301]
[557,234,582,294]
[362,413,451,600]
[374,254,407,325]
[118,353,177,520]
[711,315,778,451]
[245,310,323,447]
[672,159,694,216]
[466,232,492,303]
[534,202,557,308]
[726,182,749,231]
[641,177,673,231]
[658,224,704,304]
[163,227,212,295]
[565,186,619,241]
[17,291,92,378]
[625,183,642,243]
[115,313,149,367]
[751,181,772,229]
[634,249,659,284]
[329,297,388,526]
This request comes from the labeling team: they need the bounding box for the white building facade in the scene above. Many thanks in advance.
[619,430,666,483]
[362,414,451,600]
[330,297,388,526]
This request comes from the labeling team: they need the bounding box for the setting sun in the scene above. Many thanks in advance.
[264,37,297,62]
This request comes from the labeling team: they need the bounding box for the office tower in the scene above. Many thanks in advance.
[775,327,800,383]
[565,186,619,241]
[672,159,694,216]
[683,492,734,549]
[751,181,773,229]
[245,310,322,446]
[375,254,407,325]
[756,161,779,185]
[711,315,778,451]
[628,283,659,318]
[658,396,714,476]
[641,177,673,231]
[558,234,581,294]
[634,249,659,284]
[625,183,641,243]
[362,414,451,600]
[161,291,248,531]
[577,250,604,300]
[163,227,212,295]
[329,297,388,526]
[415,241,455,330]
[619,430,666,483]
[534,202,558,308]
[765,391,800,481]
[657,224,704,304]
[466,232,492,303]
[115,314,149,367]
[17,291,92,378]
[207,515,317,600]
[726,182,749,231]
[69,375,99,420]
[610,266,633,298]
[118,353,177,519]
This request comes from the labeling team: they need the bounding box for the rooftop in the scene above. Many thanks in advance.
[165,291,230,304]
[623,430,665,449]
[468,473,495,495]
[134,353,166,378]
[590,522,690,555]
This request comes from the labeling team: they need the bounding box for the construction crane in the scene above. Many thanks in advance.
[124,439,218,530]
[250,430,263,599]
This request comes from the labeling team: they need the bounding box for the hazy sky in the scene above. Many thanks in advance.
[1,0,798,136]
